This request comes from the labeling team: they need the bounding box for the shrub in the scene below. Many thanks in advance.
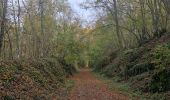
[135,44,170,93]
[126,62,155,77]
[121,48,141,63]
[148,93,168,100]
[57,58,77,77]
[151,44,170,70]
[93,56,111,72]
[149,69,170,93]
[102,64,120,77]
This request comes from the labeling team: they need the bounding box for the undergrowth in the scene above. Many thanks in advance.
[93,43,170,100]
[94,72,167,100]
[0,58,76,100]
[66,79,75,91]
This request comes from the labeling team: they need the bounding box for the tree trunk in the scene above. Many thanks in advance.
[113,0,123,48]
[0,0,8,53]
[39,0,45,57]
[162,0,170,14]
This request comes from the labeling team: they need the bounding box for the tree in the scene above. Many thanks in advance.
[0,0,8,52]
[162,0,170,14]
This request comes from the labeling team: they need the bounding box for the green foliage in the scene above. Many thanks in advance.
[3,95,14,100]
[58,58,77,77]
[149,93,168,100]
[150,69,170,93]
[151,44,170,70]
[121,48,143,63]
[94,72,141,99]
[93,56,111,72]
[125,62,155,77]
[52,25,88,66]
[66,80,75,91]
[102,64,117,77]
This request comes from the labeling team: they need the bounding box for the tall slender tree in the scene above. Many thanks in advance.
[0,0,8,52]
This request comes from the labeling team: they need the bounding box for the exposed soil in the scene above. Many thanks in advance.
[69,69,130,100]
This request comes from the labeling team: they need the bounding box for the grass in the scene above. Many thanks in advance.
[93,72,168,100]
[93,72,141,100]
[66,79,75,91]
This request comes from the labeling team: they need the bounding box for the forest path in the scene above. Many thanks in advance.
[69,69,130,100]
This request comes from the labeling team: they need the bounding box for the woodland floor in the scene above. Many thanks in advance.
[69,69,130,100]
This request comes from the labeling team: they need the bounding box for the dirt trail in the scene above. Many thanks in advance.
[69,69,130,100]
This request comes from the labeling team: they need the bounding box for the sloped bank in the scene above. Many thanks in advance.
[0,58,76,100]
[94,33,170,100]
